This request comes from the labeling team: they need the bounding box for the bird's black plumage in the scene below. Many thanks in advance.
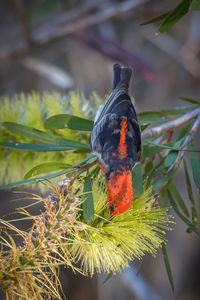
[90,64,141,179]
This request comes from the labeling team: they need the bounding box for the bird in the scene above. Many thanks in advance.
[90,64,141,215]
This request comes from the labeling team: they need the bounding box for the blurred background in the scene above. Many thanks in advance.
[0,0,200,299]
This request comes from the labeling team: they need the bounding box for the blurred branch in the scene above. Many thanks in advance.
[14,0,32,48]
[122,268,162,300]
[20,57,74,89]
[142,107,200,140]
[74,29,156,82]
[140,24,200,78]
[0,0,148,59]
[39,0,105,29]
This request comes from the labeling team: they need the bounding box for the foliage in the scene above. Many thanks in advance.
[0,91,97,189]
[0,177,171,299]
[0,92,200,298]
[140,0,200,33]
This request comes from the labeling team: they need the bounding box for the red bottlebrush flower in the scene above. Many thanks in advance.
[90,64,141,215]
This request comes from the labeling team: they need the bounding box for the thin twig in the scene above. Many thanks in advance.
[69,159,97,185]
[168,114,200,172]
[141,107,200,140]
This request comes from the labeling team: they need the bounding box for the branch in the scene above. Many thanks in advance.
[64,107,200,183]
[141,107,200,140]
[36,0,148,43]
[69,159,98,186]
[0,0,148,59]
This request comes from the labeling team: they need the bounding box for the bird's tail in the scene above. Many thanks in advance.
[113,63,132,91]
[95,64,132,124]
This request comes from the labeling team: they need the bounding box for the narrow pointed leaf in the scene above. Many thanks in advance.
[3,122,90,149]
[153,172,171,189]
[142,145,163,159]
[189,144,200,191]
[83,175,94,223]
[183,160,197,226]
[145,140,200,152]
[179,97,200,105]
[0,169,73,190]
[162,243,174,292]
[44,114,94,131]
[160,188,168,208]
[139,11,170,26]
[171,183,189,217]
[177,121,193,140]
[190,0,200,10]
[0,156,96,190]
[0,142,76,151]
[132,163,143,197]
[168,191,200,235]
[164,140,182,166]
[138,111,167,125]
[158,0,192,34]
[164,151,178,166]
[24,162,71,179]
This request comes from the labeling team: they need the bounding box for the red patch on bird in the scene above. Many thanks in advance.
[118,119,128,160]
[107,169,133,215]
[99,163,105,174]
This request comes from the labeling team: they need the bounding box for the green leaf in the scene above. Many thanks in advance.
[164,140,182,166]
[183,160,197,226]
[160,188,168,208]
[190,0,200,10]
[189,144,200,191]
[168,190,200,235]
[0,142,77,151]
[171,183,189,217]
[149,157,165,179]
[139,11,170,26]
[3,122,90,149]
[44,114,94,131]
[0,155,96,190]
[164,151,177,167]
[153,172,171,189]
[142,145,163,159]
[162,243,174,292]
[145,140,200,152]
[0,169,73,190]
[132,163,143,197]
[177,121,193,140]
[179,97,200,105]
[83,175,94,223]
[138,111,167,125]
[24,162,71,179]
[144,160,153,174]
[158,0,192,34]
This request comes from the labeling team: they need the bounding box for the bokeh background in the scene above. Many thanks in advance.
[0,0,200,299]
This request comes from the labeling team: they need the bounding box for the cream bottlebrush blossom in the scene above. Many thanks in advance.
[69,174,172,275]
[0,174,171,299]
